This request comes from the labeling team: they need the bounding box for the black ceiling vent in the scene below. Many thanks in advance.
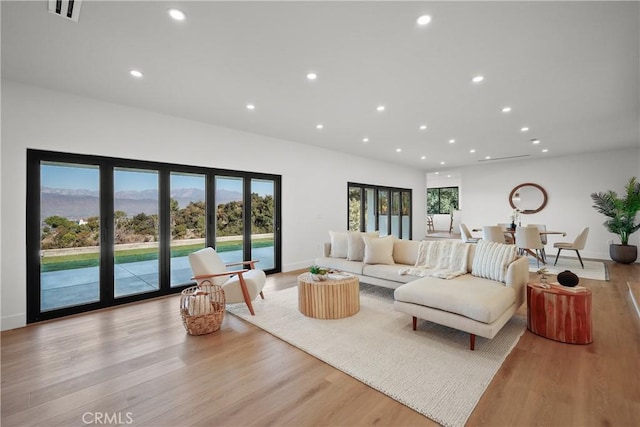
[477,154,530,162]
[48,0,82,22]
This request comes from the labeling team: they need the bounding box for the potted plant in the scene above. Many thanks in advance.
[309,265,329,281]
[590,176,640,264]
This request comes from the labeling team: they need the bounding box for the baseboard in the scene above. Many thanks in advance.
[1,313,26,331]
[283,259,316,273]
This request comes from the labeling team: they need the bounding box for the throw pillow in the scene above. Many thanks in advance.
[471,240,517,283]
[347,231,379,261]
[329,230,348,258]
[363,235,395,265]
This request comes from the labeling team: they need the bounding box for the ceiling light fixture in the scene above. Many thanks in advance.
[129,69,143,78]
[362,137,369,143]
[417,15,432,26]
[421,156,426,160]
[306,72,317,80]
[485,156,491,159]
[246,104,255,110]
[168,9,185,21]
[419,125,427,130]
[376,105,386,112]
[440,161,445,165]
[542,149,549,153]
[501,106,512,113]
[520,126,530,132]
[396,148,402,153]
[472,75,484,83]
[531,138,540,144]
[435,172,439,175]
[469,149,476,153]
[448,139,455,144]
[316,124,323,129]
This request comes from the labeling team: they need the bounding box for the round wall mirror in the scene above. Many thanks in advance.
[509,183,548,214]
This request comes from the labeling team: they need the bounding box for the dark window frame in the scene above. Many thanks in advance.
[427,186,459,215]
[347,182,412,239]
[27,149,282,323]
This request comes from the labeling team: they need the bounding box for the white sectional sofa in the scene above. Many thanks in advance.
[315,233,529,350]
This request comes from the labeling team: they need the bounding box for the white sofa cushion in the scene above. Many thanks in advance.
[394,275,516,324]
[471,240,517,283]
[393,239,421,265]
[347,231,379,261]
[363,235,395,265]
[362,264,416,284]
[329,231,348,258]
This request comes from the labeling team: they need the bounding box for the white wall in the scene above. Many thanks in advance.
[0,81,427,330]
[443,149,640,261]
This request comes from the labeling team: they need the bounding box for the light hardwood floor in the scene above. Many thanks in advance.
[2,260,639,426]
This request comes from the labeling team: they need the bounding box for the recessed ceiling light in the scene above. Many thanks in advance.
[520,126,530,132]
[502,106,512,113]
[440,161,445,165]
[531,139,540,144]
[542,149,549,153]
[362,137,369,143]
[306,72,317,80]
[419,125,427,130]
[129,69,143,78]
[485,156,491,159]
[246,104,255,110]
[396,148,402,153]
[168,9,185,21]
[435,172,439,175]
[447,175,452,178]
[417,15,432,26]
[316,124,323,129]
[421,156,426,160]
[472,75,484,83]
[376,105,386,112]
[469,149,476,153]
[448,139,455,144]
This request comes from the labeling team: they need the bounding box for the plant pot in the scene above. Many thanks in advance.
[310,273,328,281]
[609,244,638,264]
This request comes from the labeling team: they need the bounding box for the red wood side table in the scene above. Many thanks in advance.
[526,282,593,344]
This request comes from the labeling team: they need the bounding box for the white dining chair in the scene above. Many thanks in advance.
[515,226,545,267]
[482,226,507,244]
[459,224,480,243]
[528,224,548,261]
[497,223,515,244]
[553,227,589,268]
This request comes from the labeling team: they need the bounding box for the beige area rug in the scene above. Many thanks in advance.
[227,284,526,427]
[527,256,608,281]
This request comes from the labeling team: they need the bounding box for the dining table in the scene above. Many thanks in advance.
[471,227,567,264]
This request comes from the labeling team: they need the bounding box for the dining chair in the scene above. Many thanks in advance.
[497,223,515,244]
[459,224,480,243]
[528,224,548,261]
[515,226,545,267]
[426,215,435,233]
[189,247,266,315]
[553,227,589,268]
[482,225,507,243]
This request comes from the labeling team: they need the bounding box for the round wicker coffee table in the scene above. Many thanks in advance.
[297,272,360,319]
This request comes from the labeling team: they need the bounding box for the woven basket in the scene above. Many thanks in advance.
[180,284,225,336]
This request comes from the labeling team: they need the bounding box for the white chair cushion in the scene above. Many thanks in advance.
[188,247,228,287]
[363,235,395,265]
[222,269,266,304]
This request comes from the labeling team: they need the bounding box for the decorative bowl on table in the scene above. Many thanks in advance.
[557,270,579,287]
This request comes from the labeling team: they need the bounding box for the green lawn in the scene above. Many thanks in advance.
[41,238,274,272]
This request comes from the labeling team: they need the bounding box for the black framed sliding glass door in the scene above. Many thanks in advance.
[27,150,281,323]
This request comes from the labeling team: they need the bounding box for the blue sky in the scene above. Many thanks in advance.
[41,164,273,196]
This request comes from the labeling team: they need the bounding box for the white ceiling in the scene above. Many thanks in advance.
[2,1,639,171]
